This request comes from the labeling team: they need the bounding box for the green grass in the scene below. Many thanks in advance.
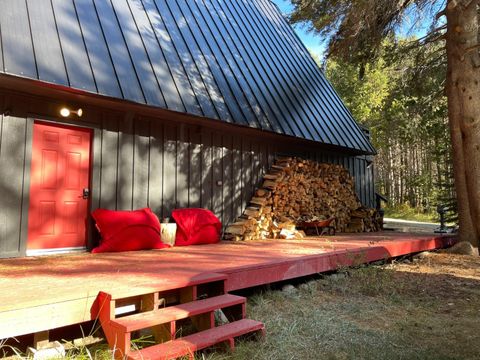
[384,204,438,223]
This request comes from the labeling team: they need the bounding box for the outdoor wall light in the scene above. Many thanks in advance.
[60,107,83,118]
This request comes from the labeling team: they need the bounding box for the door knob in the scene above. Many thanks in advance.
[82,188,90,199]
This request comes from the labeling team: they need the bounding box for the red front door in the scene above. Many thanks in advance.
[27,122,92,251]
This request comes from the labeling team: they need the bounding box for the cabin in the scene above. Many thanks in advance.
[0,2,459,357]
[0,0,376,259]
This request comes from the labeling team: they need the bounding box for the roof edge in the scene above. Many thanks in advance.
[0,73,376,156]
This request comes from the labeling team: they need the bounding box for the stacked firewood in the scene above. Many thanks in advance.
[345,208,383,233]
[224,157,382,241]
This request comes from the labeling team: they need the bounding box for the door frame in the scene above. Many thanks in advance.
[19,116,98,256]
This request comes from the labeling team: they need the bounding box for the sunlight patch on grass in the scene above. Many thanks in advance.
[384,204,438,223]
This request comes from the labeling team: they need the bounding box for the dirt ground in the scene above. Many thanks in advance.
[208,252,480,360]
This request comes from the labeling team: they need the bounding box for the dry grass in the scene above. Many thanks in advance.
[207,253,480,360]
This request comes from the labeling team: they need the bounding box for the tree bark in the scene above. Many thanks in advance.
[446,0,480,248]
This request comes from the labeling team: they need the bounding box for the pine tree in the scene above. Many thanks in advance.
[289,0,480,248]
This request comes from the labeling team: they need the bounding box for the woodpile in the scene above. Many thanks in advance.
[224,157,382,241]
[346,208,383,233]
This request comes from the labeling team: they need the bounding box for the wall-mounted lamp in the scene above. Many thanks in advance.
[60,107,83,118]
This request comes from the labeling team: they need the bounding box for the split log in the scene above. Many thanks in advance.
[224,157,382,240]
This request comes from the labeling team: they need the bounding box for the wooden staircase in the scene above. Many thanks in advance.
[94,273,265,360]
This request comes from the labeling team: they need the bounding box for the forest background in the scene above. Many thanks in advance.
[324,40,453,222]
[272,1,454,222]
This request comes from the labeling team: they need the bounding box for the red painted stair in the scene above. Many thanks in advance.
[110,294,246,332]
[127,319,265,360]
[94,273,265,359]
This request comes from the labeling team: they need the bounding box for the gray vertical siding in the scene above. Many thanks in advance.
[0,115,32,257]
[93,119,275,224]
[0,114,374,257]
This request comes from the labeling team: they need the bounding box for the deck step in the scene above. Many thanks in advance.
[109,272,227,300]
[127,319,265,360]
[111,294,245,332]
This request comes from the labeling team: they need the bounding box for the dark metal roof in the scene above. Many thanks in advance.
[0,0,375,154]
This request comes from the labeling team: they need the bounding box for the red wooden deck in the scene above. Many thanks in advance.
[0,232,455,340]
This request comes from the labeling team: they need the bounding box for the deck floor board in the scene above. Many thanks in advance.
[0,233,455,339]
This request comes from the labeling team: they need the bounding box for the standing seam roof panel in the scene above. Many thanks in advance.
[197,0,283,134]
[261,1,366,141]
[128,0,185,112]
[94,0,145,103]
[238,0,345,147]
[0,0,375,154]
[167,0,233,122]
[189,0,272,132]
[286,10,372,151]
[111,0,166,107]
[171,0,247,125]
[246,2,348,148]
[155,0,221,121]
[179,0,261,129]
[218,0,314,140]
[230,0,328,144]
[74,0,123,98]
[141,0,203,116]
[26,0,69,86]
[257,0,362,149]
[261,0,375,153]
[251,0,360,149]
[210,0,302,138]
[250,0,357,149]
[203,0,292,135]
[258,1,365,146]
[51,0,97,93]
[0,0,37,78]
[186,1,269,130]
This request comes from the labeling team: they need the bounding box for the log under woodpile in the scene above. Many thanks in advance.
[224,157,382,241]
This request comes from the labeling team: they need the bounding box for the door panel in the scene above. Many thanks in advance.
[27,122,92,251]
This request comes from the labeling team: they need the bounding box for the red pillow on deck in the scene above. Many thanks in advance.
[172,208,222,246]
[91,208,169,253]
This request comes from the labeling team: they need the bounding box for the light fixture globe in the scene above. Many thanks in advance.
[60,108,71,117]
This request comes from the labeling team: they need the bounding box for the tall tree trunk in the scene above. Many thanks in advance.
[446,0,480,248]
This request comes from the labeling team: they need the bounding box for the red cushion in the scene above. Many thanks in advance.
[172,208,222,246]
[91,208,169,253]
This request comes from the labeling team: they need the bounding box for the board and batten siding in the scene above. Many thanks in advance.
[0,114,374,258]
[92,117,277,226]
[0,115,32,257]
